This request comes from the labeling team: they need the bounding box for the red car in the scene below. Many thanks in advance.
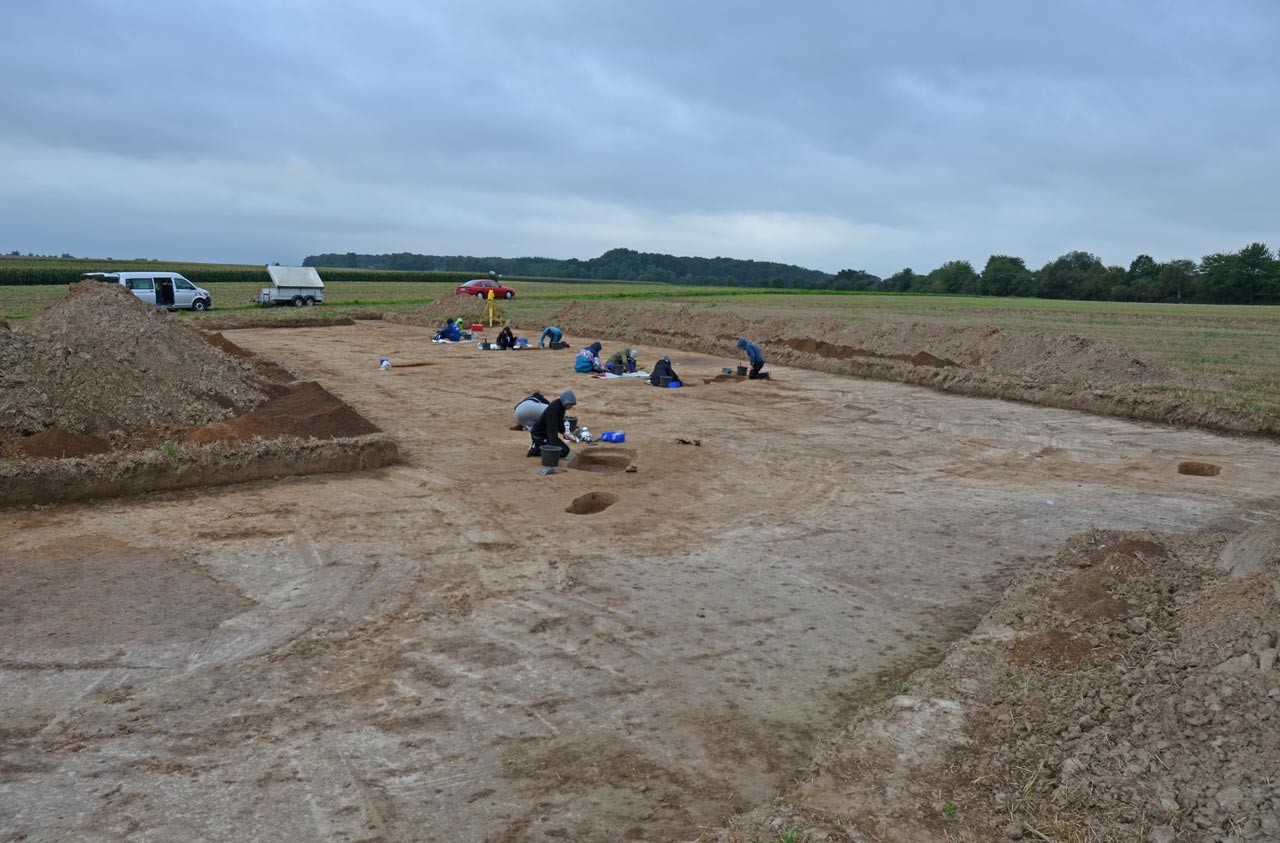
[455,278,515,299]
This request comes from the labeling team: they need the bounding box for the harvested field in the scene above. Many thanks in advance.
[2,318,1277,842]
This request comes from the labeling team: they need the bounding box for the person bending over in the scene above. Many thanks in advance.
[737,338,769,379]
[574,342,604,373]
[514,392,550,454]
[539,325,566,349]
[605,348,638,374]
[496,325,516,349]
[648,355,679,386]
[529,391,576,459]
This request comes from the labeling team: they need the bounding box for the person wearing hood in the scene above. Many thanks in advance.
[496,324,516,350]
[434,318,462,342]
[648,355,679,386]
[539,325,567,349]
[605,347,638,374]
[529,390,577,459]
[574,342,604,373]
[737,338,769,379]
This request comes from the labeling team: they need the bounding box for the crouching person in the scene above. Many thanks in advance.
[648,355,679,385]
[529,390,576,460]
[574,342,604,373]
[606,348,638,374]
[514,392,550,454]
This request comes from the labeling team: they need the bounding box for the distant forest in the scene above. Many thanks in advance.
[311,241,1280,305]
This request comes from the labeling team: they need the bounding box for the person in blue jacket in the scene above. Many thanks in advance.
[574,342,604,373]
[539,325,567,349]
[434,318,462,342]
[737,338,769,379]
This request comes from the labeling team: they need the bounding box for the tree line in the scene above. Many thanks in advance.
[307,242,1280,304]
[304,247,831,287]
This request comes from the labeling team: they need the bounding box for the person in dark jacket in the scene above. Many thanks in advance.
[434,318,461,342]
[496,325,516,349]
[648,355,679,386]
[737,338,769,379]
[529,390,576,459]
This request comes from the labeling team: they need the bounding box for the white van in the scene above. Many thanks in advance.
[83,272,213,311]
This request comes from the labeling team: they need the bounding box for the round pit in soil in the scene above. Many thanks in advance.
[1178,461,1221,477]
[567,450,633,474]
[566,492,619,515]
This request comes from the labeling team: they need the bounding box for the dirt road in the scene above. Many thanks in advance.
[3,321,1278,842]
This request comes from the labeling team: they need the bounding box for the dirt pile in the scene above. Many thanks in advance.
[400,293,484,327]
[3,282,271,436]
[183,381,381,445]
[549,302,1280,438]
[721,523,1280,843]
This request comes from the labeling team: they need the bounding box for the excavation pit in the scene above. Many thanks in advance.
[566,491,619,515]
[567,451,633,474]
[1178,461,1221,477]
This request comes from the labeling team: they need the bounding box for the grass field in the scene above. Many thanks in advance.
[5,279,1278,417]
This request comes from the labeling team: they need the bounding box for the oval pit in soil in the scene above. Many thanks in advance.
[566,492,619,515]
[567,449,633,474]
[1178,461,1221,477]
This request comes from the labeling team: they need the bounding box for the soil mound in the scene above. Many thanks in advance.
[5,282,271,436]
[13,428,111,459]
[746,525,1280,843]
[549,302,1280,437]
[183,381,381,444]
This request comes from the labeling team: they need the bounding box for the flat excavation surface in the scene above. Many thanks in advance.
[3,321,1278,842]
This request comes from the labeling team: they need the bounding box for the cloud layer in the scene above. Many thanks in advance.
[3,0,1278,274]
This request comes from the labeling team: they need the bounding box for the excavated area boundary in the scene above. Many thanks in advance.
[713,521,1280,843]
[0,433,399,508]
[542,302,1280,439]
[4,320,1279,843]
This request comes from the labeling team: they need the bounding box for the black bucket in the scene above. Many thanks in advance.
[736,365,747,376]
[565,415,578,431]
[540,445,562,467]
[658,375,673,387]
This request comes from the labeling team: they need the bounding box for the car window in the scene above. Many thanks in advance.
[126,278,154,291]
[174,277,194,290]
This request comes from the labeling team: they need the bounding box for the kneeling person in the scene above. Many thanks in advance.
[606,348,638,374]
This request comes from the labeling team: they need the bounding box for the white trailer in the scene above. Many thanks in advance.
[257,265,326,307]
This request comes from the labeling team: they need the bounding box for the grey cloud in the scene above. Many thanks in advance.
[3,0,1279,273]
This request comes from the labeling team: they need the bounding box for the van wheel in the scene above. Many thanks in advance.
[192,299,208,312]
[304,297,315,307]
[292,296,304,307]
[504,291,513,299]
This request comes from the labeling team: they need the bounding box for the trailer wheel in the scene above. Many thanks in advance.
[304,297,316,307]
[292,296,304,307]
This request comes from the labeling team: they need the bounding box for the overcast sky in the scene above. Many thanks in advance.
[3,1,1278,276]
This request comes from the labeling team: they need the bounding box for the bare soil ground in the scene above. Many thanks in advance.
[2,319,1278,842]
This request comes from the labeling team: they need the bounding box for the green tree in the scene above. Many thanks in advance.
[927,260,979,294]
[979,255,1032,297]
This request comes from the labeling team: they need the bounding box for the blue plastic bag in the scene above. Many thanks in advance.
[600,431,625,443]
